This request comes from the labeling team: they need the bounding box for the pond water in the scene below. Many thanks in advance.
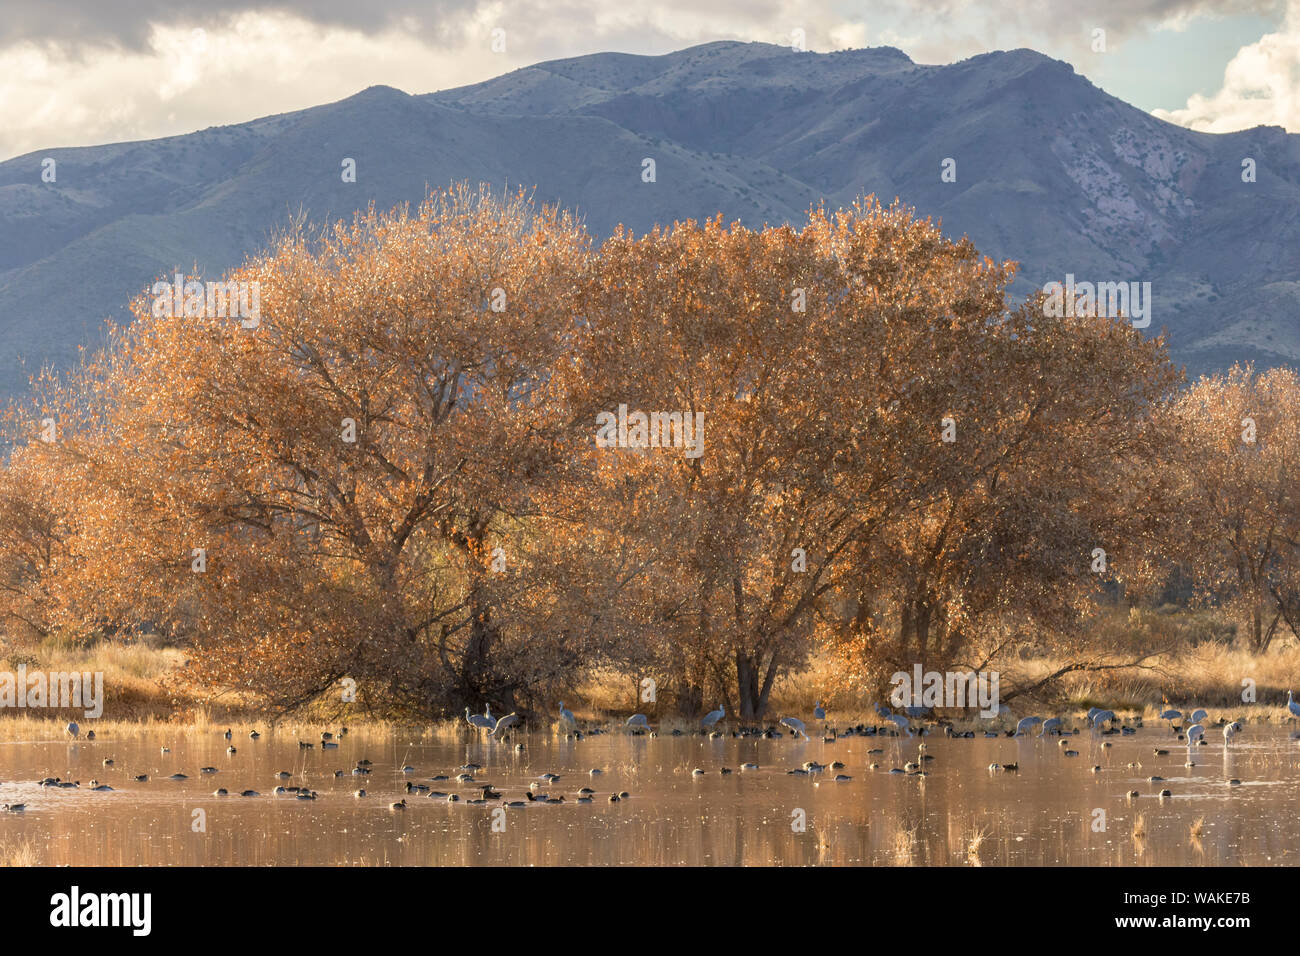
[0,721,1296,865]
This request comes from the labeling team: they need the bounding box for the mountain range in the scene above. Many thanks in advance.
[1,39,1297,397]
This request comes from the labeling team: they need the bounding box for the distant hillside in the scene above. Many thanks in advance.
[1,40,1297,397]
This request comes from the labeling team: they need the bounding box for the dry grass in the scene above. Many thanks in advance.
[4,604,1299,726]
[965,826,989,866]
[1132,813,1147,840]
[0,837,41,867]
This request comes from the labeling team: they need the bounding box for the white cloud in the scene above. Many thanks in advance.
[1153,0,1300,131]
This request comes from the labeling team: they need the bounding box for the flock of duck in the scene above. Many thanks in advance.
[2,692,1295,814]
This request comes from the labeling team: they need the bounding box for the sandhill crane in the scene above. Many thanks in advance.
[1040,717,1063,736]
[701,705,725,730]
[557,702,576,726]
[464,708,494,732]
[1159,708,1183,728]
[1223,721,1242,744]
[1190,708,1208,724]
[1091,710,1115,730]
[883,713,913,737]
[65,721,79,740]
[1288,691,1300,722]
[490,712,519,736]
[625,714,650,731]
[1015,716,1043,737]
[779,716,809,738]
[813,702,826,721]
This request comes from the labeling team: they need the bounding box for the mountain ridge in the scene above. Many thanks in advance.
[0,39,1296,396]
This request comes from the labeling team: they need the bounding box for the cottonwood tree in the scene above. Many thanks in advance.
[575,200,1031,719]
[1156,366,1300,652]
[58,185,609,715]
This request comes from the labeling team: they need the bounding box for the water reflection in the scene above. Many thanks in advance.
[0,725,1296,865]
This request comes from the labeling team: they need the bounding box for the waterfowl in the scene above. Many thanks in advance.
[741,763,758,771]
[85,731,96,740]
[296,790,317,800]
[224,728,232,740]
[401,765,416,773]
[213,788,228,796]
[89,781,112,791]
[1158,789,1172,798]
[321,740,338,750]
[2,804,25,812]
[298,741,314,749]
[490,713,519,737]
[240,790,260,797]
[589,768,604,776]
[390,799,407,810]
[609,794,620,802]
[131,774,148,782]
[160,746,170,754]
[618,791,629,799]
[1003,763,1019,772]
[720,767,733,775]
[691,768,705,776]
[779,716,808,738]
[274,771,292,779]
[578,787,595,795]
[357,759,373,767]
[321,732,333,741]
[355,789,367,798]
[883,713,913,737]
[406,781,429,793]
[1015,716,1043,736]
[577,795,593,803]
[168,773,188,780]
[701,705,726,730]
[102,758,114,766]
[200,767,218,774]
[446,793,460,802]
[538,772,561,783]
[249,731,261,739]
[226,746,237,755]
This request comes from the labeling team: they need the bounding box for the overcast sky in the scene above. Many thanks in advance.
[1,0,1296,161]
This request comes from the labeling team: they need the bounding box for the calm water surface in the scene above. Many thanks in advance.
[1,723,1297,865]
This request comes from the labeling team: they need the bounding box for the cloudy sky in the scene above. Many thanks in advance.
[1,0,1297,161]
